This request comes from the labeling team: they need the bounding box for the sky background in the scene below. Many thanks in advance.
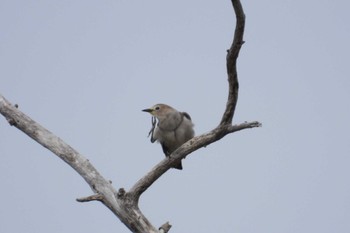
[1,0,350,232]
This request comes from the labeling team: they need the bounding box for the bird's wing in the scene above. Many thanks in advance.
[182,112,192,121]
[160,142,170,156]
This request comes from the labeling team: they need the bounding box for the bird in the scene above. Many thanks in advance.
[142,104,195,170]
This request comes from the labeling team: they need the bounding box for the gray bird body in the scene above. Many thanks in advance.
[143,104,195,170]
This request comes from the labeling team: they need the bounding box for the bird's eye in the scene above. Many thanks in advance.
[155,106,160,111]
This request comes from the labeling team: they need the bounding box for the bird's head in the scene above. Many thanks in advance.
[142,104,174,119]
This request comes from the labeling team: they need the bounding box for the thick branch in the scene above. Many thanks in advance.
[0,95,107,190]
[0,95,157,233]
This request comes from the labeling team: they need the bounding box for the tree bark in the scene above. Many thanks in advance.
[0,0,261,232]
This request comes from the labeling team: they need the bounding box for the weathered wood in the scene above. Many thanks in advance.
[0,95,157,233]
[0,1,261,232]
[221,0,246,125]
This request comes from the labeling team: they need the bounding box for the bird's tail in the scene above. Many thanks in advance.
[172,160,183,170]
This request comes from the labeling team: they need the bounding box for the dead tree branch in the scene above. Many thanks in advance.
[128,0,256,204]
[221,0,246,125]
[0,95,158,233]
[0,0,260,232]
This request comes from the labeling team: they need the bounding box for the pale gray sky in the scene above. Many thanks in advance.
[1,0,349,232]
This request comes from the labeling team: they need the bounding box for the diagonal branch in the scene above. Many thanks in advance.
[0,95,158,233]
[128,121,260,202]
[0,96,107,190]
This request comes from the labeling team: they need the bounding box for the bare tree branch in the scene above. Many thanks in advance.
[221,0,246,125]
[128,0,253,203]
[128,121,260,202]
[76,194,104,202]
[0,95,157,233]
[0,0,260,232]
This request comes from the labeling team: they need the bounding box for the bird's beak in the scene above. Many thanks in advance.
[142,108,153,113]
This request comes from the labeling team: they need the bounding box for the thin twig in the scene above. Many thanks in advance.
[76,194,104,202]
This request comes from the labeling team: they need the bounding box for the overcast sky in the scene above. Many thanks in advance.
[1,0,350,232]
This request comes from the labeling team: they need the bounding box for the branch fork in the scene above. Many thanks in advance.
[0,1,260,232]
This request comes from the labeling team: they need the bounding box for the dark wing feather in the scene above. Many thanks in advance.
[161,143,170,156]
[182,112,191,121]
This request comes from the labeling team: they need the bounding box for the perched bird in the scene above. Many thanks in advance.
[142,104,195,170]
